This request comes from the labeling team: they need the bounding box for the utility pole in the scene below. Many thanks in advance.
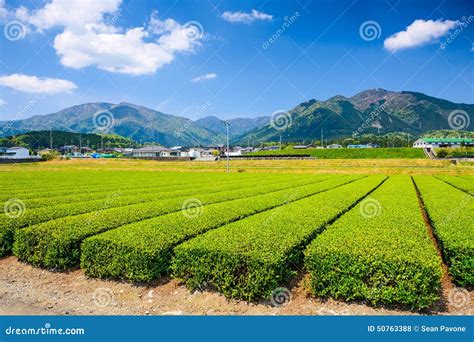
[279,134,282,150]
[223,121,230,173]
[101,134,104,152]
[49,128,53,149]
[321,128,324,147]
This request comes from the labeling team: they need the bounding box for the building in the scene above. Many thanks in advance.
[347,143,379,148]
[0,146,30,159]
[131,146,171,157]
[59,145,80,154]
[326,144,342,149]
[413,138,473,149]
[262,146,280,151]
[36,148,54,156]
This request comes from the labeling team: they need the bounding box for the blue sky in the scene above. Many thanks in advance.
[0,0,473,121]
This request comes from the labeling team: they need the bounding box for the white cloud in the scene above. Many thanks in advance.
[0,0,8,20]
[191,73,217,83]
[15,0,121,32]
[384,19,458,52]
[0,99,6,106]
[54,28,177,75]
[221,9,272,24]
[13,2,203,75]
[0,74,77,94]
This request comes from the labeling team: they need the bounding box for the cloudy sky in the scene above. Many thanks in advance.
[0,0,473,121]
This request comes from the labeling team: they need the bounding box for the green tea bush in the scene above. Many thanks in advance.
[12,175,328,268]
[435,175,474,196]
[172,176,385,301]
[81,175,357,281]
[1,176,272,256]
[414,176,473,287]
[305,176,443,310]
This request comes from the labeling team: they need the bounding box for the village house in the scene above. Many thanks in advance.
[131,146,172,157]
[0,146,30,159]
[413,138,474,149]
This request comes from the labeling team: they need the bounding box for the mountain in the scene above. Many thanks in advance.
[0,102,223,146]
[194,115,270,138]
[1,89,472,146]
[0,130,138,150]
[237,89,474,144]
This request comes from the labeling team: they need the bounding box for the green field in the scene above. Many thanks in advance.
[250,147,426,159]
[1,165,472,310]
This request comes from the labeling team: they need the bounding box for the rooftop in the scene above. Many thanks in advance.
[133,145,170,152]
[423,138,473,143]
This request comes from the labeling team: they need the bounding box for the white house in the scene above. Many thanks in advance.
[0,146,30,159]
[131,146,171,157]
[326,144,342,149]
[413,138,473,149]
[187,148,205,158]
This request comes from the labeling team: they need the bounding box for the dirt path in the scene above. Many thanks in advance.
[0,257,471,316]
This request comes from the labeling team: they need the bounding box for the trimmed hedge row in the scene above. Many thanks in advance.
[0,177,209,213]
[172,175,385,301]
[0,175,286,255]
[0,170,285,215]
[0,171,236,203]
[1,172,291,211]
[13,175,332,268]
[305,176,443,310]
[435,176,474,196]
[80,175,360,281]
[1,175,316,257]
[414,176,473,287]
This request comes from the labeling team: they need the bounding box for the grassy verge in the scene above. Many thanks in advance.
[250,147,425,159]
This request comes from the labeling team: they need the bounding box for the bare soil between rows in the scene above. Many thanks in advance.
[1,257,471,316]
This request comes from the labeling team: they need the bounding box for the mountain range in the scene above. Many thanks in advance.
[236,89,473,144]
[0,89,472,146]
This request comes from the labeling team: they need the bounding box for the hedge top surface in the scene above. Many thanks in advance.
[414,176,474,251]
[174,175,385,262]
[83,175,359,251]
[306,176,441,269]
